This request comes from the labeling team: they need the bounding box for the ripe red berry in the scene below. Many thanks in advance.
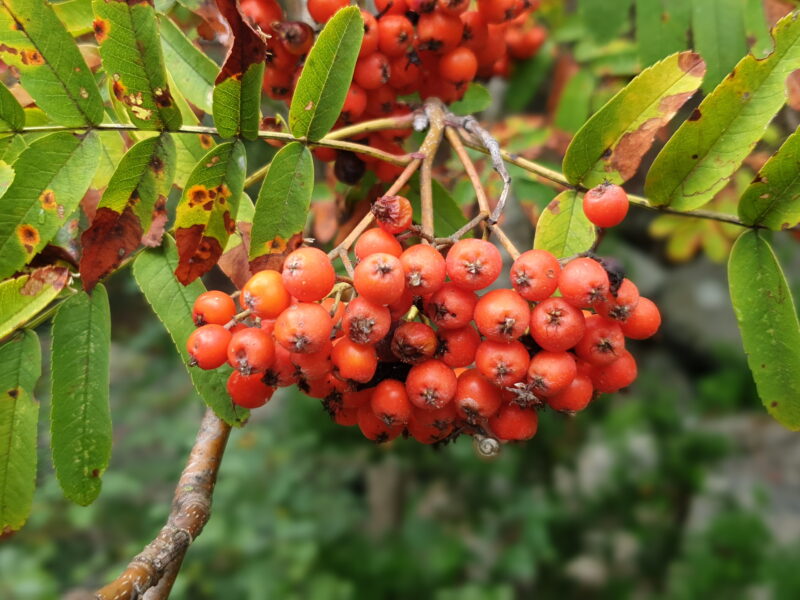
[341,84,367,123]
[477,0,518,24]
[239,0,283,29]
[475,340,529,387]
[425,282,478,329]
[372,195,413,234]
[438,46,478,84]
[307,0,349,23]
[591,350,637,394]
[357,403,403,442]
[353,252,406,305]
[263,344,300,387]
[226,371,275,409]
[407,403,457,443]
[332,406,359,426]
[354,52,391,90]
[291,343,332,380]
[510,249,561,301]
[596,278,639,323]
[343,296,392,345]
[620,297,661,340]
[461,11,489,51]
[506,25,546,60]
[371,379,412,425]
[582,183,629,228]
[187,324,232,370]
[439,0,470,15]
[227,327,276,373]
[375,0,408,16]
[416,11,464,54]
[437,325,481,368]
[391,321,438,364]
[388,54,421,90]
[526,351,576,397]
[354,228,403,259]
[399,244,446,296]
[242,269,292,319]
[282,247,336,302]
[378,14,415,57]
[360,10,380,57]
[406,359,458,410]
[558,257,611,308]
[474,289,530,342]
[529,297,586,352]
[274,302,333,354]
[262,67,293,101]
[192,290,236,326]
[446,238,503,290]
[574,315,626,367]
[332,338,378,383]
[272,21,314,55]
[546,374,593,412]
[489,404,538,441]
[455,369,502,421]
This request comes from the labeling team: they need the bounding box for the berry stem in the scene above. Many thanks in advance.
[420,100,447,240]
[337,248,356,278]
[323,112,418,141]
[224,308,252,329]
[488,224,522,261]
[445,126,492,217]
[434,211,490,248]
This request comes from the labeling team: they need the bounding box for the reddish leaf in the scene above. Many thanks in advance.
[217,222,253,289]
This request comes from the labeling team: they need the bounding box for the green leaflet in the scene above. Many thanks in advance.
[53,0,94,37]
[0,267,70,341]
[645,12,800,211]
[533,190,596,258]
[158,15,217,114]
[728,230,800,429]
[738,126,800,229]
[449,83,492,116]
[0,161,13,199]
[0,0,103,127]
[289,7,364,141]
[635,0,690,67]
[133,239,248,427]
[0,330,41,532]
[0,131,100,279]
[692,0,747,92]
[212,0,266,139]
[91,131,127,190]
[0,83,24,132]
[93,0,182,130]
[249,143,314,268]
[50,285,112,506]
[563,51,705,187]
[80,134,176,291]
[579,0,632,45]
[173,141,246,284]
[554,70,596,134]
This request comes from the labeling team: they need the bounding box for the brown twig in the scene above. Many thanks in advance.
[456,117,511,223]
[445,126,491,217]
[488,224,522,260]
[95,408,231,600]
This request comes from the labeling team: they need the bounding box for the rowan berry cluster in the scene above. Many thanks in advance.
[186,194,660,447]
[240,0,546,182]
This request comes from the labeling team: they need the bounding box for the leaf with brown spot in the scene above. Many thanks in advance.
[80,134,176,291]
[218,194,254,288]
[0,267,69,340]
[563,51,705,187]
[0,132,100,280]
[0,0,103,126]
[212,0,265,139]
[92,0,182,130]
[174,141,246,284]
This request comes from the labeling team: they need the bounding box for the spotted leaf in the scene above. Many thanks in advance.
[80,134,176,291]
[173,141,246,284]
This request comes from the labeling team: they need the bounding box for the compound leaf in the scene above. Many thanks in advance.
[645,12,800,211]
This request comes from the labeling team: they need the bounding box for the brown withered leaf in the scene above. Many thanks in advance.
[19,265,69,296]
[174,224,225,283]
[217,222,253,288]
[79,206,143,291]
[215,0,267,85]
